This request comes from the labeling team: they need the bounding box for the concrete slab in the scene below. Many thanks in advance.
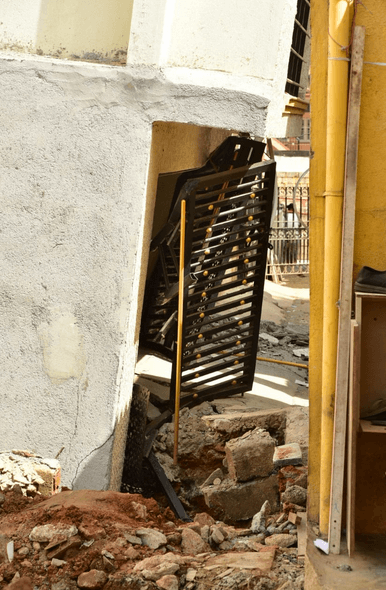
[205,549,276,573]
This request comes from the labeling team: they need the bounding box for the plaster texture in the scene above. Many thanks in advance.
[0,54,273,490]
[0,0,134,63]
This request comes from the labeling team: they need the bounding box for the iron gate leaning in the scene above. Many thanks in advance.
[141,156,276,410]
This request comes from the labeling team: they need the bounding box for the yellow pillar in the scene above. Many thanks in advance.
[308,0,328,522]
[319,0,351,533]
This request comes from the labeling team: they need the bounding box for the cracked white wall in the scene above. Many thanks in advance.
[0,56,272,489]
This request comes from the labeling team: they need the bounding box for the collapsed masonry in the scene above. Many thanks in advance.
[151,400,308,523]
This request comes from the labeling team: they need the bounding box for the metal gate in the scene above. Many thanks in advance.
[141,138,276,410]
[266,170,309,279]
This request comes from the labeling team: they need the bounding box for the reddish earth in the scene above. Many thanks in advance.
[0,490,179,589]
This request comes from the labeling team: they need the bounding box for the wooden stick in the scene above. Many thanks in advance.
[173,200,186,466]
[328,26,365,555]
[347,320,360,555]
[256,356,308,369]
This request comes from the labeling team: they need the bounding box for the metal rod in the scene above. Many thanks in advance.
[256,356,308,369]
[173,199,186,465]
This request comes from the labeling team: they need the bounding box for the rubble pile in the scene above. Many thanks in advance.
[0,452,60,497]
[152,402,308,521]
[0,489,305,590]
[258,321,309,362]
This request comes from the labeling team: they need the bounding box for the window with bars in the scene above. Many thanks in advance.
[285,0,310,97]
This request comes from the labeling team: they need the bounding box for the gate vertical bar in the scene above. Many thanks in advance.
[173,199,186,465]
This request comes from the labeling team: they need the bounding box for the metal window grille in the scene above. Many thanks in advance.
[285,0,310,97]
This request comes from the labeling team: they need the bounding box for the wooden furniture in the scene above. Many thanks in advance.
[347,293,386,555]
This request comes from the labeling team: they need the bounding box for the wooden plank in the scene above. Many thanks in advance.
[328,26,365,555]
[288,512,302,526]
[297,518,307,559]
[359,420,386,434]
[347,320,360,556]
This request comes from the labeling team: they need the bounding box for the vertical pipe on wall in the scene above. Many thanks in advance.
[319,0,351,533]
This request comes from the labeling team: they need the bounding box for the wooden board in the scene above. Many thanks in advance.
[297,518,307,559]
[328,26,365,555]
[347,320,360,556]
[360,420,386,434]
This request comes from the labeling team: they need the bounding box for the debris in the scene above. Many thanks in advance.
[29,524,78,543]
[265,534,297,548]
[77,569,108,588]
[0,452,60,496]
[288,512,302,526]
[274,443,303,468]
[201,468,224,488]
[260,333,280,345]
[156,574,179,590]
[136,528,167,549]
[314,538,329,554]
[281,485,307,507]
[226,428,275,481]
[181,528,210,554]
[250,500,271,533]
[202,475,279,521]
[337,564,353,572]
[205,549,276,572]
[293,348,309,359]
[0,534,13,563]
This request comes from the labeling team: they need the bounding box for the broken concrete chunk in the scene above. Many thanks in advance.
[51,558,67,567]
[293,348,309,359]
[123,533,142,545]
[210,526,224,545]
[181,528,210,555]
[201,468,224,488]
[281,485,307,507]
[285,406,309,464]
[136,528,167,549]
[0,534,14,563]
[202,475,279,521]
[274,443,303,468]
[29,524,78,543]
[77,569,108,589]
[226,428,275,482]
[265,533,297,548]
[156,574,179,590]
[260,333,279,345]
[194,512,216,527]
[205,550,276,573]
[250,499,271,533]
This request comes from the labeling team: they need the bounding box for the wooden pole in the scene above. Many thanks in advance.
[173,199,186,465]
[328,26,365,554]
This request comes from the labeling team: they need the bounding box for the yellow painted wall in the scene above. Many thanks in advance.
[0,0,134,64]
[308,0,327,523]
[134,122,231,341]
[309,0,386,527]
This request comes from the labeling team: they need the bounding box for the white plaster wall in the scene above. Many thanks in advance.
[0,54,270,489]
[128,0,298,138]
[275,155,310,174]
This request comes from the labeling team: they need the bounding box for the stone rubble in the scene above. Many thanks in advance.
[0,486,307,589]
[0,452,60,497]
